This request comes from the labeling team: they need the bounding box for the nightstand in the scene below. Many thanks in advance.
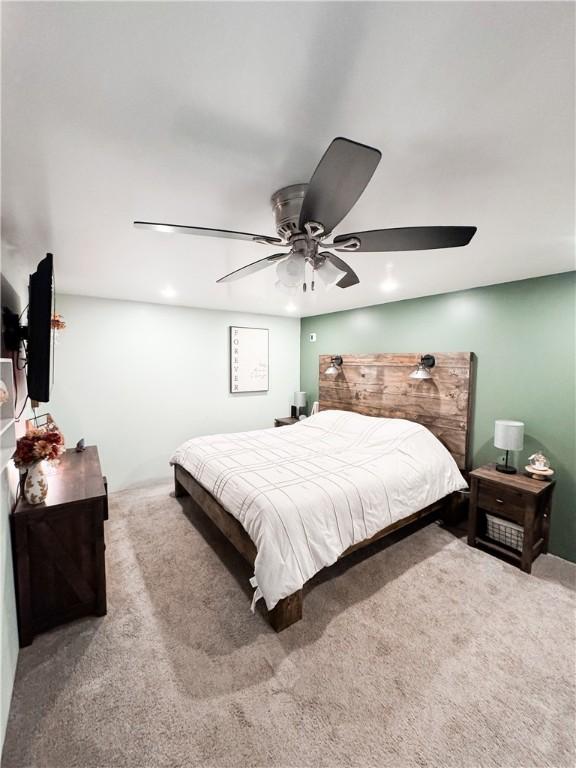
[467,464,555,573]
[274,417,299,427]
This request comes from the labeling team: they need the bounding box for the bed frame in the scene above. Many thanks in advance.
[174,352,474,631]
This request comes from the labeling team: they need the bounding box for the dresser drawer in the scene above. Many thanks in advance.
[478,481,528,524]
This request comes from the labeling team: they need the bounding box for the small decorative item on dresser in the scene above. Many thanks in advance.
[468,464,555,573]
[12,422,65,504]
[526,451,554,481]
[494,419,524,474]
[23,462,49,505]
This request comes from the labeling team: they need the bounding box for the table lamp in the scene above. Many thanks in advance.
[494,420,524,474]
[295,391,307,418]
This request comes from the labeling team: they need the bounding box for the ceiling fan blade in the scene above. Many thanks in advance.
[324,252,360,288]
[216,253,288,283]
[298,137,381,235]
[333,226,477,252]
[134,221,282,245]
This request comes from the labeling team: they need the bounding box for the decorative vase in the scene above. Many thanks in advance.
[24,461,48,505]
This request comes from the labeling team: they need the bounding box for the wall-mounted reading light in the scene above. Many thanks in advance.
[409,354,436,380]
[324,355,343,376]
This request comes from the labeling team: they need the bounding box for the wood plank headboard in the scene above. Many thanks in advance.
[319,353,475,470]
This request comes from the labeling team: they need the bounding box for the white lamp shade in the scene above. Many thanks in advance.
[276,255,304,288]
[317,260,347,289]
[294,391,307,407]
[409,365,432,380]
[494,420,524,451]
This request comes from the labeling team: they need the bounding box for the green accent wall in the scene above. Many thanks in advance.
[301,272,576,562]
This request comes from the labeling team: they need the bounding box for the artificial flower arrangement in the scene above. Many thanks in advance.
[51,313,66,331]
[13,422,66,469]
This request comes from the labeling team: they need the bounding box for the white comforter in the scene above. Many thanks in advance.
[170,410,467,610]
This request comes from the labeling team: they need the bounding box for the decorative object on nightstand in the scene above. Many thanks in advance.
[294,391,307,417]
[526,451,554,481]
[274,417,299,427]
[494,419,524,474]
[468,464,555,573]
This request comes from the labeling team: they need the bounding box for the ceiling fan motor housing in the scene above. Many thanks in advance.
[270,184,308,239]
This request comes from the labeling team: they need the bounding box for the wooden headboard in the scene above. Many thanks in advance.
[319,353,474,470]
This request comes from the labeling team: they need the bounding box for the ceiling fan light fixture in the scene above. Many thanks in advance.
[276,254,305,288]
[138,137,477,297]
[317,260,347,289]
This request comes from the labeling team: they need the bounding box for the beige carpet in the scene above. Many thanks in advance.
[2,483,575,768]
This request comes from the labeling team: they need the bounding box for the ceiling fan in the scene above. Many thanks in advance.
[134,137,476,293]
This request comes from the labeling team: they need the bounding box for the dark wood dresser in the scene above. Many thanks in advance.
[11,446,108,647]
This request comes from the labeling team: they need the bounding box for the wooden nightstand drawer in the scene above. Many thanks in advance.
[478,481,528,524]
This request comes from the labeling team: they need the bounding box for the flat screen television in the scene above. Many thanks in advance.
[26,253,54,403]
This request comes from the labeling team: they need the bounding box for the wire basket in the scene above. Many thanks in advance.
[486,514,524,551]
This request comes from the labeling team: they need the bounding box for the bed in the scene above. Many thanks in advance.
[172,352,474,630]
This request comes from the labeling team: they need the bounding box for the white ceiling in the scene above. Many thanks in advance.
[2,1,574,318]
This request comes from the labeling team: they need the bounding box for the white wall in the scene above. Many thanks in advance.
[0,249,34,751]
[49,295,301,490]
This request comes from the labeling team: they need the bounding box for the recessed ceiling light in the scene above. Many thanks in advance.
[380,279,398,292]
[161,285,177,299]
[285,302,298,313]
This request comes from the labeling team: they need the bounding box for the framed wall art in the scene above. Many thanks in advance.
[229,326,269,393]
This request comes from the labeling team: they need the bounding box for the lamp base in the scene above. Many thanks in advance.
[496,464,517,474]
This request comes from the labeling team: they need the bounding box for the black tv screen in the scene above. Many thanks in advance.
[26,253,53,403]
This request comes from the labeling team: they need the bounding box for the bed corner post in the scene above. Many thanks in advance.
[174,467,188,498]
[268,590,303,632]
